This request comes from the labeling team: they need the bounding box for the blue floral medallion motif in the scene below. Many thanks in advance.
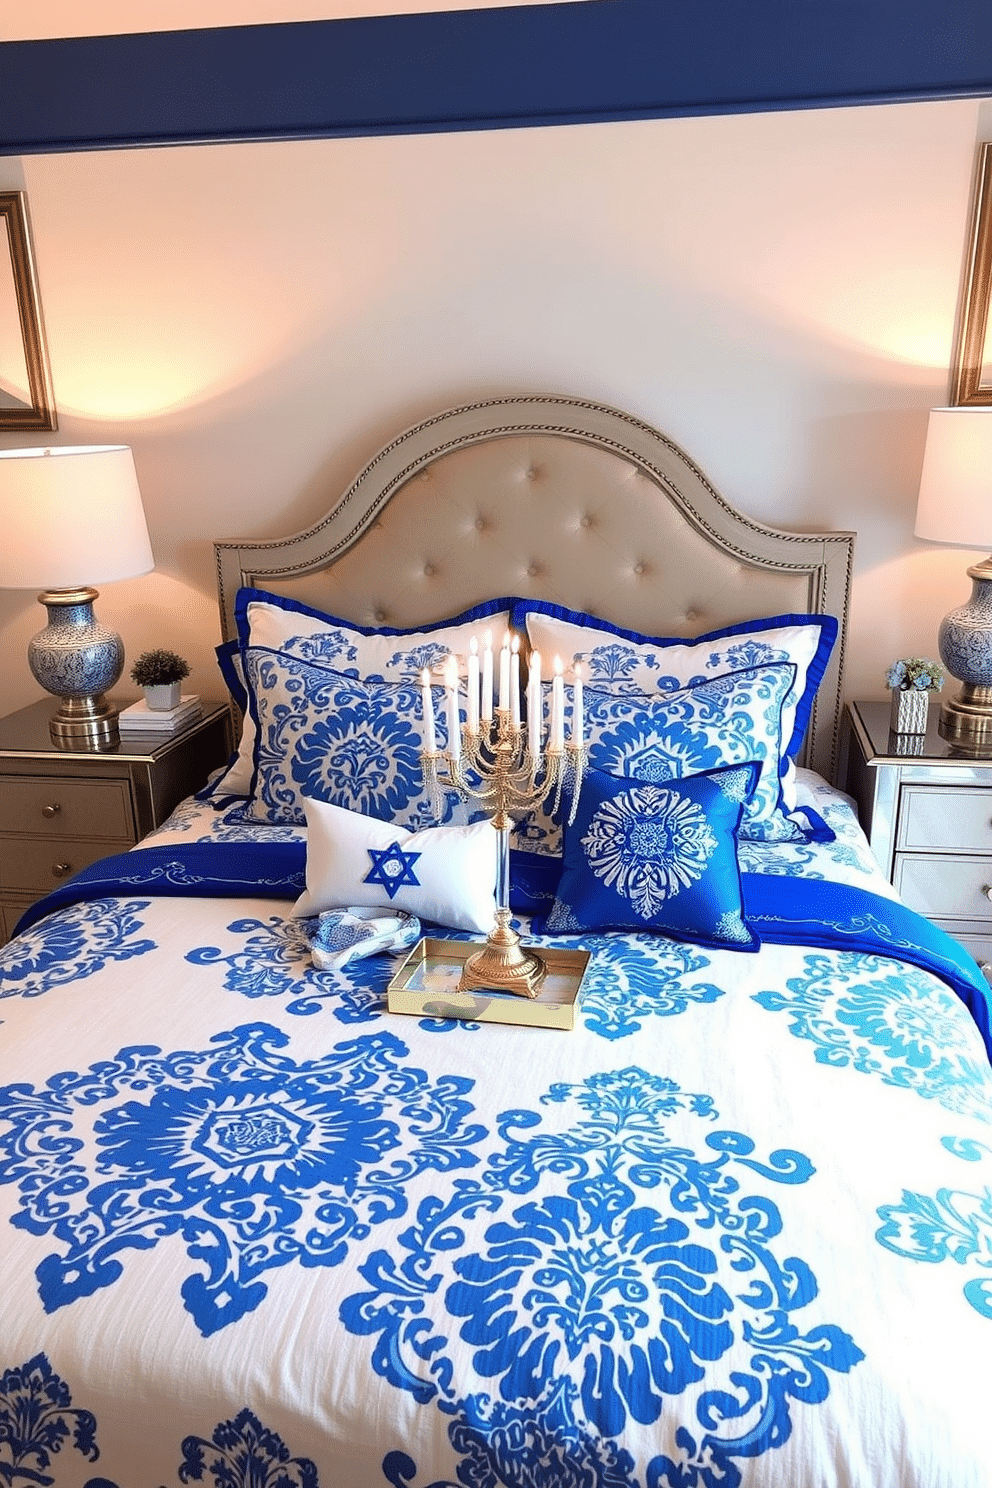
[0,899,156,1001]
[0,1023,485,1336]
[581,784,718,917]
[287,629,360,670]
[179,1407,319,1486]
[544,934,725,1042]
[383,641,452,681]
[753,953,992,1118]
[243,650,434,828]
[341,1067,862,1488]
[0,1354,324,1488]
[0,1353,98,1486]
[876,1135,992,1320]
[581,641,643,688]
[187,914,392,1020]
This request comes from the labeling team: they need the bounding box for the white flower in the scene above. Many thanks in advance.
[582,785,717,919]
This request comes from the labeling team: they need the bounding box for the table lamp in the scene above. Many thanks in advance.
[0,445,154,749]
[914,408,992,749]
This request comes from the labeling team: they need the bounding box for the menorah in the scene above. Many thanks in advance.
[420,633,584,998]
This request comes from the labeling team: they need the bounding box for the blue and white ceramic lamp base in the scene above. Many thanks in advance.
[28,587,124,749]
[937,557,992,751]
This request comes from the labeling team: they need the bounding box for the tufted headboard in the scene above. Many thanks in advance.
[215,395,854,780]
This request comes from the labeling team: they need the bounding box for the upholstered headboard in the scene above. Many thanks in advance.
[215,395,853,779]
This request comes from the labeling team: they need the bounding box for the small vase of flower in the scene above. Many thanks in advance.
[130,648,190,710]
[886,657,944,735]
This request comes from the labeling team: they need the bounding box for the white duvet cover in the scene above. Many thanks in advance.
[1,776,990,1488]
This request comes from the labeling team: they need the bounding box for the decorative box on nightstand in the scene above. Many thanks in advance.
[842,700,992,981]
[0,698,233,945]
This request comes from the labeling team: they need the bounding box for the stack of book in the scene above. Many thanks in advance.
[118,695,202,736]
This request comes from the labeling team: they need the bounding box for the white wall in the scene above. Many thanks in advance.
[0,98,986,753]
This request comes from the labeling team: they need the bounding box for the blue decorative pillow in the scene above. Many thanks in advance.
[206,590,516,801]
[513,600,837,821]
[239,646,470,829]
[235,587,515,682]
[536,763,761,950]
[522,662,819,854]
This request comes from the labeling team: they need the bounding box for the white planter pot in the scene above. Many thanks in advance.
[889,687,929,735]
[144,682,182,711]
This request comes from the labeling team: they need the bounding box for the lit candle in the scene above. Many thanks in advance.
[482,631,494,723]
[445,655,461,763]
[499,630,511,712]
[571,661,583,748]
[421,667,437,754]
[528,649,542,758]
[466,637,480,734]
[510,635,521,729]
[551,656,565,749]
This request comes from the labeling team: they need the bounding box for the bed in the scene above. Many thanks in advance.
[2,394,991,1488]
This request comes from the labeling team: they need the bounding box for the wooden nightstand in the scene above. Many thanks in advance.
[0,698,233,944]
[842,700,992,976]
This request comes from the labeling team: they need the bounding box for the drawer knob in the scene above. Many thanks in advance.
[981,963,992,986]
[51,861,72,879]
[985,886,992,904]
[41,803,61,819]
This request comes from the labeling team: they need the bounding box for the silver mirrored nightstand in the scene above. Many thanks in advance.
[0,698,233,944]
[842,700,992,979]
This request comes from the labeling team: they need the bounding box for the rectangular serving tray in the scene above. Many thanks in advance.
[387,936,591,1030]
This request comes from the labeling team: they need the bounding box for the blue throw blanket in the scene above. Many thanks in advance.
[12,842,992,1064]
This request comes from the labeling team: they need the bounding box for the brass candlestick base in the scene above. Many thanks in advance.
[458,908,548,999]
[421,701,584,1000]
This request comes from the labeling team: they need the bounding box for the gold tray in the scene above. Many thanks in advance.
[387,937,590,1030]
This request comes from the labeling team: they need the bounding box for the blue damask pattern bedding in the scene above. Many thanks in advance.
[1,782,991,1488]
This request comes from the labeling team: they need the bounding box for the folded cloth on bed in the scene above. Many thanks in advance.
[305,906,421,969]
[10,842,992,1064]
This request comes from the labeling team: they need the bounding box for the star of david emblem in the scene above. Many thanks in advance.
[363,842,422,899]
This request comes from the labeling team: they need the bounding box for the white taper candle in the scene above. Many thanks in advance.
[551,656,565,749]
[466,637,480,733]
[482,631,494,723]
[510,635,521,728]
[499,630,511,711]
[421,668,437,754]
[445,655,461,762]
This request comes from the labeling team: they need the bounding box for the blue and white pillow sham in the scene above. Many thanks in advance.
[537,762,761,950]
[522,662,805,858]
[209,589,514,800]
[513,601,837,820]
[236,588,513,682]
[239,646,463,829]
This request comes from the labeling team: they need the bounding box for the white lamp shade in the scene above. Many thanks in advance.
[0,445,154,590]
[914,408,992,549]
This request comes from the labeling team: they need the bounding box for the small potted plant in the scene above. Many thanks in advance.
[130,648,190,710]
[885,656,944,735]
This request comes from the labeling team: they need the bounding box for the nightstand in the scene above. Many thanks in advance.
[842,700,992,976]
[0,698,233,944]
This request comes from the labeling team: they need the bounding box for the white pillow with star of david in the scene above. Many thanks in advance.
[294,797,498,933]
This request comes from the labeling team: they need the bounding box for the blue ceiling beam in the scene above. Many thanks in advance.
[1,0,990,155]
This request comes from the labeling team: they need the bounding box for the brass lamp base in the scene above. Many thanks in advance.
[938,684,992,754]
[457,911,548,999]
[49,695,121,751]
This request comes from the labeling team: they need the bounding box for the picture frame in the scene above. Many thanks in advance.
[951,141,992,407]
[0,190,57,431]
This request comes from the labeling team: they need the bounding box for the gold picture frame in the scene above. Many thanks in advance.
[951,141,992,407]
[0,191,57,431]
